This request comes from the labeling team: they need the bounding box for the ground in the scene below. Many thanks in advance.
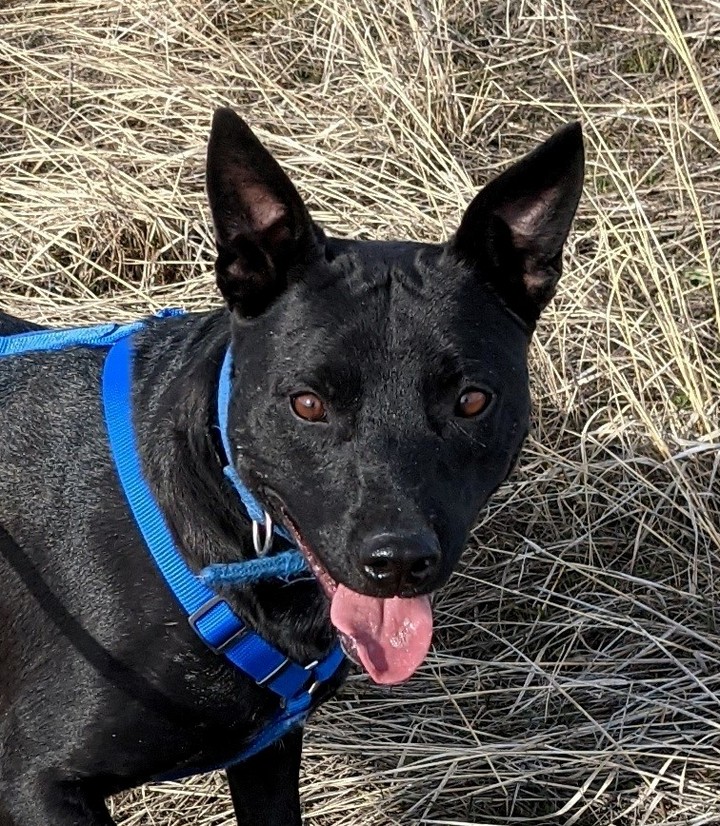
[0,0,719,823]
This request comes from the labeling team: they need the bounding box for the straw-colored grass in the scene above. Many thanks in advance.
[1,0,719,823]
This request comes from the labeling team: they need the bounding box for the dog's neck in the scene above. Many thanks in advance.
[130,309,336,663]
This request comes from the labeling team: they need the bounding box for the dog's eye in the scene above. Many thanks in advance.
[456,388,490,418]
[291,392,328,423]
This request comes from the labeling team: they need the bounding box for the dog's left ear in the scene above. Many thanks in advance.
[451,122,584,326]
[206,108,320,318]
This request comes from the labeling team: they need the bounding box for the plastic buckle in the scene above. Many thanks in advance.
[187,595,250,655]
[256,657,291,687]
[271,658,322,706]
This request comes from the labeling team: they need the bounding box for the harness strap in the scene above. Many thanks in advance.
[102,332,344,708]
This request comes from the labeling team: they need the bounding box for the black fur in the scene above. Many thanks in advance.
[0,109,584,825]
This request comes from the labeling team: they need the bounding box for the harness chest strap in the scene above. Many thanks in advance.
[0,313,345,770]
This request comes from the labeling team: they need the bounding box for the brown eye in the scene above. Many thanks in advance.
[291,392,327,423]
[456,388,490,418]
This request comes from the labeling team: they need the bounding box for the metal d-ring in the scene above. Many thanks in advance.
[252,509,274,557]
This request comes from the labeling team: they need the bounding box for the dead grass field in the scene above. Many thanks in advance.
[1,0,719,823]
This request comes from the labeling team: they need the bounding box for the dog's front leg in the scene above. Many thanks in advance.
[226,728,303,826]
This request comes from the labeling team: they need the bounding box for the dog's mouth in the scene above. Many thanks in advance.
[281,510,433,686]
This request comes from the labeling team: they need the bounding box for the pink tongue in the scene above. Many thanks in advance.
[330,585,433,684]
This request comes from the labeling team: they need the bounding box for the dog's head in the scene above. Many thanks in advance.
[206,109,584,684]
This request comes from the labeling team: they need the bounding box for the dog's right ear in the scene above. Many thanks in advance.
[206,108,319,318]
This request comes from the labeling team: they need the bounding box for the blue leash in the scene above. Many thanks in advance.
[0,319,149,357]
[0,311,345,770]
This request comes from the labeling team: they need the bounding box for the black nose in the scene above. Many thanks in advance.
[359,532,441,595]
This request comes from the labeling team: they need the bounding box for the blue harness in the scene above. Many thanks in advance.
[0,310,345,771]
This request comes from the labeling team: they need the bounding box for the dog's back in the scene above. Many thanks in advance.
[0,312,44,336]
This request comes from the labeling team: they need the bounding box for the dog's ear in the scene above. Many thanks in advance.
[206,108,320,317]
[451,122,584,326]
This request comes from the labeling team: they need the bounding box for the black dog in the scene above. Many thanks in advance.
[0,109,583,825]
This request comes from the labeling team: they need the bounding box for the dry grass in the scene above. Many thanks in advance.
[1,0,719,823]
